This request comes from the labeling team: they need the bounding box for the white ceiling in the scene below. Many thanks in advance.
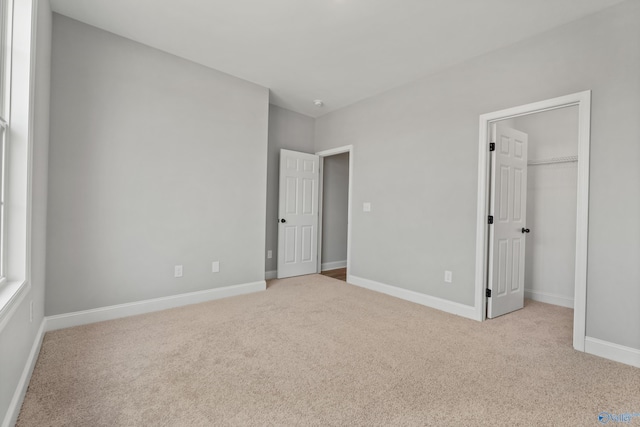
[50,0,624,117]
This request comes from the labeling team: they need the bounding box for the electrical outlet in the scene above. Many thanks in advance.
[267,250,272,259]
[212,261,220,273]
[363,202,371,212]
[174,265,183,278]
[444,270,453,283]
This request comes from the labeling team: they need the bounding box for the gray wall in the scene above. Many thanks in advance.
[46,15,269,315]
[511,107,578,305]
[315,1,640,350]
[0,0,51,421]
[321,152,349,267]
[265,105,314,275]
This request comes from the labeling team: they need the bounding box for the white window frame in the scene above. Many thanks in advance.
[0,0,36,332]
[0,0,12,285]
[0,119,7,283]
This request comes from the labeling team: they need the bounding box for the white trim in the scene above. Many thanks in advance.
[584,337,640,369]
[316,145,353,280]
[265,270,277,280]
[2,318,45,427]
[321,260,347,271]
[524,289,574,309]
[474,91,591,353]
[0,279,29,332]
[0,0,13,123]
[45,281,266,331]
[0,0,36,335]
[348,275,476,320]
[25,0,41,307]
[573,92,591,352]
[315,145,353,158]
[317,157,324,274]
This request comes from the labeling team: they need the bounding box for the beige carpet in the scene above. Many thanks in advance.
[18,275,640,426]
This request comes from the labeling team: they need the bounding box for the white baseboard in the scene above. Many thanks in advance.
[265,270,277,280]
[347,275,477,320]
[525,289,574,309]
[321,260,347,271]
[2,318,46,427]
[585,336,640,368]
[45,281,266,332]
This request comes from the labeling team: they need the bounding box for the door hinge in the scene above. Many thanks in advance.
[488,215,493,225]
[489,142,495,152]
[486,288,492,298]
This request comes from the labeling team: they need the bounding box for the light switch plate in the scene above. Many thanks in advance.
[444,270,452,283]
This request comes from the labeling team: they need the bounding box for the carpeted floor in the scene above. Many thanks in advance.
[17,274,640,426]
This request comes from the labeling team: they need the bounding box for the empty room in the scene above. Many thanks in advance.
[1,0,639,426]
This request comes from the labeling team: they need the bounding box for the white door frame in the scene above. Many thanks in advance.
[315,145,354,278]
[474,91,591,352]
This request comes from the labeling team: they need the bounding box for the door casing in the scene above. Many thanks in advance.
[474,91,591,352]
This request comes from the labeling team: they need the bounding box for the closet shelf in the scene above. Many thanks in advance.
[527,155,578,166]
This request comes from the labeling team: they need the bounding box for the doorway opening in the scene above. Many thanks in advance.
[318,151,350,281]
[487,106,579,318]
[474,91,591,352]
[317,146,353,282]
[275,146,353,281]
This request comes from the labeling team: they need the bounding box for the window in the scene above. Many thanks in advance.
[0,0,10,282]
[0,0,35,325]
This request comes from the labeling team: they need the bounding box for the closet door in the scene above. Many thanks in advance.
[487,123,529,318]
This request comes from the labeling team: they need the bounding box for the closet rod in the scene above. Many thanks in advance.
[527,155,578,166]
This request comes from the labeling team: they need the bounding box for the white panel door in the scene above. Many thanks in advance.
[488,123,529,318]
[277,149,319,279]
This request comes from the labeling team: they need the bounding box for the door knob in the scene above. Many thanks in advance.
[521,228,530,233]
[280,218,286,223]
